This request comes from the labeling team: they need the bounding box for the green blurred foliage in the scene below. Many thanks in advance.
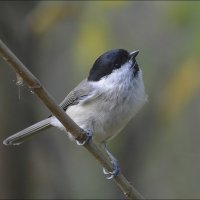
[160,57,200,123]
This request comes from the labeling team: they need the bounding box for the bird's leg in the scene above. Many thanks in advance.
[102,143,120,179]
[76,129,92,146]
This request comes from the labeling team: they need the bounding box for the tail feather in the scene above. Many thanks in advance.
[3,118,52,145]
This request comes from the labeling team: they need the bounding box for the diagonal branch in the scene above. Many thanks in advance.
[0,39,144,200]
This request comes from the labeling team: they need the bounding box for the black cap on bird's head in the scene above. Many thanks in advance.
[88,49,139,81]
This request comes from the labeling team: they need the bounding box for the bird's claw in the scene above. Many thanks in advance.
[103,160,120,180]
[76,130,92,146]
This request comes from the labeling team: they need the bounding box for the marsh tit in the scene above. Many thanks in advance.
[3,49,147,179]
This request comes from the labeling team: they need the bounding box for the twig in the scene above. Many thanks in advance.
[0,39,144,200]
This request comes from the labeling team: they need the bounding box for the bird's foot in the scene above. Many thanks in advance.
[76,130,92,146]
[103,159,120,180]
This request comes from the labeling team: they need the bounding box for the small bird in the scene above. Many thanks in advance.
[3,49,147,179]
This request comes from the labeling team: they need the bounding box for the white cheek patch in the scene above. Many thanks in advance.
[90,61,133,89]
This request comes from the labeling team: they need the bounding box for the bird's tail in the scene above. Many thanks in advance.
[3,118,52,145]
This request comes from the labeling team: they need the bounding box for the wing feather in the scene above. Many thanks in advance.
[59,79,98,111]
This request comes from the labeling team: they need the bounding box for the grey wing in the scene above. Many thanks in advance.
[3,80,97,145]
[59,79,97,111]
[59,90,79,111]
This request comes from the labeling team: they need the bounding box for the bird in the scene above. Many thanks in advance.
[3,49,147,179]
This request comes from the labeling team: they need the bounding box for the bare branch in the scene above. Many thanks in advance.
[0,39,144,200]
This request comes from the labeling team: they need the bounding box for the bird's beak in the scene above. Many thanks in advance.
[129,50,139,60]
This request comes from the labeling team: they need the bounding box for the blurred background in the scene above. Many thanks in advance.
[0,1,200,199]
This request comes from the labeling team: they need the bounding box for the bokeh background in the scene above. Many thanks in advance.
[1,1,200,199]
